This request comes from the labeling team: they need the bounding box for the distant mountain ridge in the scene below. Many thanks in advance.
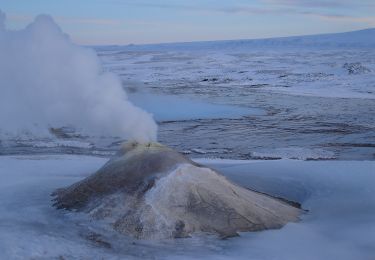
[96,28,375,51]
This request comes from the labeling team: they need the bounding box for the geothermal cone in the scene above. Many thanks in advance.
[53,142,302,239]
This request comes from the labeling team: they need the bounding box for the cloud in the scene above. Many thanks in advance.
[262,0,375,9]
[57,17,121,25]
[209,1,375,27]
[102,0,273,15]
[6,13,121,26]
[262,0,344,8]
[0,10,5,30]
[105,0,375,22]
[306,13,375,26]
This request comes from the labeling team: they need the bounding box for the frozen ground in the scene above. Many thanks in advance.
[1,29,375,159]
[97,34,375,160]
[2,42,374,160]
[98,38,374,160]
[0,155,374,259]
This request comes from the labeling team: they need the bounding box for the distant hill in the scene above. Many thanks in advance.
[96,28,375,51]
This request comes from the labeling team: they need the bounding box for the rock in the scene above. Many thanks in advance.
[52,142,302,239]
[343,62,371,75]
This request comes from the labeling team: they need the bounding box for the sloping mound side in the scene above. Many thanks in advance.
[52,142,199,210]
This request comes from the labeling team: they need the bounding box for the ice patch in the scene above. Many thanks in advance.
[191,148,207,154]
[18,140,94,149]
[250,147,336,160]
[128,93,262,121]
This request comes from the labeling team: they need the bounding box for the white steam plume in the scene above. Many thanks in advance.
[0,11,157,142]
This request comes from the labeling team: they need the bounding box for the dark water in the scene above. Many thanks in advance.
[158,91,375,160]
[2,89,374,160]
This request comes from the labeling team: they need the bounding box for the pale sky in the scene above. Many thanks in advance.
[1,0,374,45]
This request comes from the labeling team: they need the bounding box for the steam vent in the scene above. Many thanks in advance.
[52,142,302,239]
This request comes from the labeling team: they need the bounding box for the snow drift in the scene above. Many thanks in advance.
[0,11,157,142]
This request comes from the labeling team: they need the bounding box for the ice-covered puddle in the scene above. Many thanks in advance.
[128,92,265,121]
[0,155,374,259]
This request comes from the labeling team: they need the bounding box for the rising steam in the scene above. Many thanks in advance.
[0,11,157,142]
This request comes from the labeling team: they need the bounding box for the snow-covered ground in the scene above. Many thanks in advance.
[1,29,374,160]
[0,155,374,259]
[93,32,375,160]
[97,29,375,100]
[100,49,375,100]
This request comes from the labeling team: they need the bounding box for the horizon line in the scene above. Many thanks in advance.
[86,27,375,47]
